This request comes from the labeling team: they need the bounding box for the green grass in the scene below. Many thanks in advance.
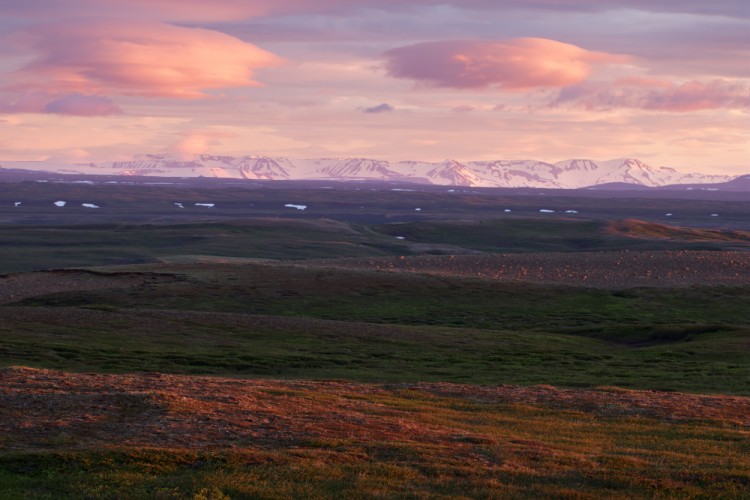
[4,263,749,394]
[375,218,742,253]
[20,263,750,333]
[2,216,746,273]
[0,220,408,273]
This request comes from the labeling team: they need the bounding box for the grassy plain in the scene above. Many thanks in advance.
[3,261,749,393]
[2,366,749,499]
[2,216,748,274]
[1,182,749,497]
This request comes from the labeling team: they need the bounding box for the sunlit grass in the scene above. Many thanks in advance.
[1,385,748,498]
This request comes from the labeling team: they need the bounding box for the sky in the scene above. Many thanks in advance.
[0,0,748,174]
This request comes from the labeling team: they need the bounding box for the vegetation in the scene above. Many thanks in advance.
[1,183,749,497]
[1,368,749,499]
[2,216,747,273]
[3,263,750,395]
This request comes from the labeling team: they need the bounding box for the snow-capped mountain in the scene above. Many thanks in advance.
[425,160,485,186]
[0,154,738,189]
[470,160,567,188]
[312,157,406,181]
[236,156,293,180]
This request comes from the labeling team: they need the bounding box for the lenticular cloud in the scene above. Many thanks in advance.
[12,20,283,99]
[384,38,628,90]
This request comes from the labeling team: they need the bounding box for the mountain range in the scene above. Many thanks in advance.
[0,155,740,190]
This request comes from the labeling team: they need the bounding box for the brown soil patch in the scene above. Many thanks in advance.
[1,367,747,453]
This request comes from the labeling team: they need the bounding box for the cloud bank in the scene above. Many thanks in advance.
[554,78,750,112]
[1,0,745,21]
[0,91,121,116]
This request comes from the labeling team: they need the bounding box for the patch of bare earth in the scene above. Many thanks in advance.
[305,251,750,289]
[1,367,747,454]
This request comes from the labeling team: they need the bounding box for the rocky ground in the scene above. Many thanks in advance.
[0,270,177,304]
[307,250,750,289]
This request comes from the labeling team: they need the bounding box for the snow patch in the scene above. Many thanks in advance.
[711,213,719,217]
[665,213,673,217]
[414,208,422,211]
[82,203,99,209]
[195,203,215,208]
[14,202,21,207]
[504,209,511,213]
[565,210,578,214]
[285,204,307,210]
[395,236,406,240]
[174,203,184,209]
[54,201,66,207]
[539,209,555,213]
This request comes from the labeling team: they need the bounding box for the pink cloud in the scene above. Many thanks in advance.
[0,90,121,116]
[1,1,745,21]
[0,90,52,114]
[0,1,267,22]
[0,0,359,22]
[554,79,750,112]
[8,20,283,99]
[166,130,239,159]
[383,38,628,90]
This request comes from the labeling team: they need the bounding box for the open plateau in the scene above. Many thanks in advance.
[0,168,749,498]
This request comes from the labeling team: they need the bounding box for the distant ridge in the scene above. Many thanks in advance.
[0,154,740,189]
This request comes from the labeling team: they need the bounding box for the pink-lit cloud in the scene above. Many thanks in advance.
[166,130,239,159]
[0,0,747,174]
[0,90,55,114]
[0,0,269,22]
[1,0,745,22]
[554,78,750,112]
[0,90,121,116]
[7,20,282,99]
[0,0,364,22]
[383,38,629,90]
